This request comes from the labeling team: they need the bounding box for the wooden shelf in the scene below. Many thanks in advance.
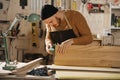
[110,5,120,31]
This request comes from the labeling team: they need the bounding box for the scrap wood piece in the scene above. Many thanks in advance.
[54,45,120,67]
[12,58,43,75]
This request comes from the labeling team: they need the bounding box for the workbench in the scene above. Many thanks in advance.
[0,62,120,80]
[1,45,120,80]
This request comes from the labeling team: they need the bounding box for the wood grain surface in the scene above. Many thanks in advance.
[54,45,120,67]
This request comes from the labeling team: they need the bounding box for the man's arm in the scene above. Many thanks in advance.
[45,24,53,46]
[72,11,93,45]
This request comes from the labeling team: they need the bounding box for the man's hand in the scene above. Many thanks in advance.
[57,39,73,54]
[46,43,53,54]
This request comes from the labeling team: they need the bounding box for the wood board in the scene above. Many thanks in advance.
[47,65,120,79]
[55,71,120,80]
[48,65,120,73]
[54,45,120,67]
[12,58,43,75]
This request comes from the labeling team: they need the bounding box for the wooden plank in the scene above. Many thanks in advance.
[48,65,120,73]
[54,45,120,67]
[55,71,120,79]
[12,58,43,75]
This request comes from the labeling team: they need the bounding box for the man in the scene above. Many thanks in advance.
[41,4,93,54]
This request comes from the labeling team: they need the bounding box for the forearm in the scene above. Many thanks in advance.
[45,24,53,45]
[72,35,93,45]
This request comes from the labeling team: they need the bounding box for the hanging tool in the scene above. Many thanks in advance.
[32,22,39,47]
[87,3,93,13]
[51,0,54,6]
[39,21,43,38]
[0,2,3,9]
[81,0,87,12]
[81,0,87,5]
[20,0,28,9]
[87,3,104,13]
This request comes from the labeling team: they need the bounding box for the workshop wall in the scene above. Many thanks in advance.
[79,6,106,36]
[79,0,120,36]
[6,0,47,61]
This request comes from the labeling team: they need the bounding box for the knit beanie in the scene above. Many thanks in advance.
[41,5,58,20]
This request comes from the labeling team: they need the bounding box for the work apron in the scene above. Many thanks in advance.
[50,15,76,44]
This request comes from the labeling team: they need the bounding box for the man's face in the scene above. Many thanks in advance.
[43,15,60,27]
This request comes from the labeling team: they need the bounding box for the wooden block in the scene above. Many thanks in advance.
[54,45,120,67]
